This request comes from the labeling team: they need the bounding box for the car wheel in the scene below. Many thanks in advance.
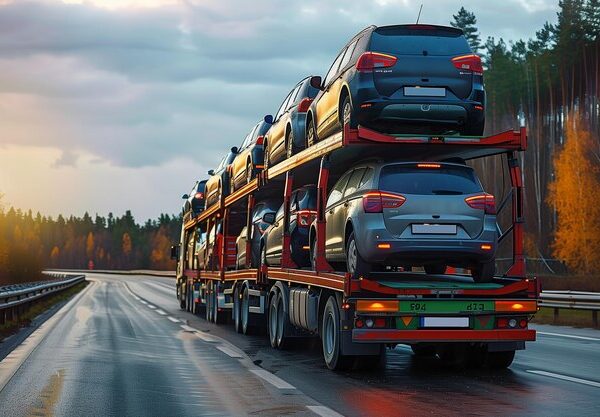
[246,161,254,184]
[322,296,354,370]
[309,236,317,271]
[264,141,270,171]
[286,129,295,159]
[306,117,317,147]
[345,232,371,279]
[261,243,268,267]
[471,261,495,283]
[341,95,354,128]
[424,263,446,275]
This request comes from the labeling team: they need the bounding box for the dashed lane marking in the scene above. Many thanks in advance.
[180,324,196,332]
[537,331,600,342]
[195,331,218,343]
[155,309,167,315]
[527,370,600,388]
[250,369,295,390]
[139,300,148,304]
[147,304,156,309]
[216,345,243,358]
[307,405,345,417]
[167,317,180,323]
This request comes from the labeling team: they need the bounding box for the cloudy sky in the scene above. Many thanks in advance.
[0,0,558,221]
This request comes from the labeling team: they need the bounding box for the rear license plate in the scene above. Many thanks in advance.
[420,317,470,328]
[412,224,457,234]
[404,86,446,97]
[399,301,494,314]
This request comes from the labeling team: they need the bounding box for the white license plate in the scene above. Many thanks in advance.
[421,317,470,328]
[404,86,446,97]
[412,224,457,234]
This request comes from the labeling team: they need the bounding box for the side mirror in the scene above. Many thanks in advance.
[170,244,180,260]
[262,212,275,224]
[264,114,274,124]
[310,75,323,90]
[208,169,215,176]
[181,194,189,199]
[231,146,238,154]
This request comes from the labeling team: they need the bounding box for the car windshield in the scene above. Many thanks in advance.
[378,164,482,195]
[370,26,471,56]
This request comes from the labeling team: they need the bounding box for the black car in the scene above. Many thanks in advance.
[235,198,280,268]
[306,24,485,142]
[260,185,317,268]
[182,180,207,218]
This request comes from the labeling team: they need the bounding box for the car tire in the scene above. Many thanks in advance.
[345,232,371,279]
[471,261,495,283]
[424,263,446,275]
[322,296,354,370]
[264,141,270,171]
[246,161,254,184]
[286,129,296,159]
[341,95,355,128]
[306,117,317,147]
[261,244,268,268]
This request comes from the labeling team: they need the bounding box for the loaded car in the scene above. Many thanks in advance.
[204,148,237,209]
[309,161,497,282]
[229,120,271,192]
[305,24,485,145]
[197,218,243,271]
[235,198,280,268]
[182,180,207,217]
[262,76,320,168]
[260,185,317,268]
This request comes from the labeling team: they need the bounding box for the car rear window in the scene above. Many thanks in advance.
[378,164,482,195]
[370,26,471,56]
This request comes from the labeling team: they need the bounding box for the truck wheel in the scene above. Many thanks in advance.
[486,350,515,369]
[346,233,371,279]
[206,282,213,322]
[276,293,288,349]
[242,286,252,335]
[234,286,243,333]
[471,261,495,283]
[179,286,186,310]
[322,296,354,370]
[424,263,446,275]
[268,292,279,348]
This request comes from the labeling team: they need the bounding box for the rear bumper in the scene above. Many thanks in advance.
[353,329,536,343]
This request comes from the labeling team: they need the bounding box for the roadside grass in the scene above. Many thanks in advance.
[532,307,599,329]
[0,281,88,339]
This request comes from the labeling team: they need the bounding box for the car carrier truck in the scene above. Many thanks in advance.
[172,122,538,370]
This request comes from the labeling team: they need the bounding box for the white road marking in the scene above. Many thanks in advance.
[307,405,345,417]
[180,324,196,332]
[537,331,600,342]
[216,345,243,358]
[140,300,148,304]
[147,304,156,309]
[195,332,218,343]
[527,370,600,388]
[250,369,295,390]
[167,316,180,323]
[155,309,167,315]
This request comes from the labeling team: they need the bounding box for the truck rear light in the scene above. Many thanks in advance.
[374,317,387,328]
[451,54,483,74]
[519,319,528,328]
[355,319,364,328]
[296,210,317,227]
[377,243,391,249]
[495,300,537,313]
[497,318,508,328]
[356,300,398,313]
[363,191,406,213]
[256,135,264,145]
[297,97,313,113]
[465,193,496,214]
[480,244,492,251]
[356,52,397,72]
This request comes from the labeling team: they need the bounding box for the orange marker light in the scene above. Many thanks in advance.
[377,243,391,249]
[481,244,492,250]
[417,163,441,168]
[356,300,398,313]
[495,300,537,313]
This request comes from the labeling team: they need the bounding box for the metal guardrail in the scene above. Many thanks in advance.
[0,274,86,324]
[539,290,600,326]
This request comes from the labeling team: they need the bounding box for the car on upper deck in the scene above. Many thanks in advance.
[229,120,271,192]
[305,24,485,146]
[182,180,207,218]
[204,148,237,209]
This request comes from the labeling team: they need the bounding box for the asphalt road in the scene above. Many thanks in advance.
[1,272,599,417]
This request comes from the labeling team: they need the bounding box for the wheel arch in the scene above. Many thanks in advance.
[338,84,352,124]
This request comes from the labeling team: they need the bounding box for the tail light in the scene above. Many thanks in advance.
[296,210,317,227]
[417,163,441,168]
[465,193,496,214]
[256,135,264,145]
[297,97,313,113]
[356,52,397,73]
[451,54,483,74]
[362,191,406,213]
[194,192,204,199]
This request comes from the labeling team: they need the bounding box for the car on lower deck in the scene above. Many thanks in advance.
[235,198,280,268]
[260,185,317,268]
[262,76,320,169]
[309,161,497,282]
[305,24,485,146]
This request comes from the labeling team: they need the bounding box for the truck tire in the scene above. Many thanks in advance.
[322,296,354,370]
[486,350,515,369]
[241,286,252,335]
[206,281,213,322]
[471,261,495,283]
[346,233,371,279]
[268,291,279,348]
[179,286,186,310]
[276,293,289,349]
[234,286,243,333]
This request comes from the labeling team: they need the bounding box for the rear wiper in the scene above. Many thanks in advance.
[431,189,463,195]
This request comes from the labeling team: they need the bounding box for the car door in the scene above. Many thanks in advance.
[236,226,247,268]
[267,91,293,164]
[233,127,256,188]
[265,202,285,264]
[315,48,345,138]
[337,167,366,256]
[325,172,351,257]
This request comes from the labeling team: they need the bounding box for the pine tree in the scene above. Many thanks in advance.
[583,0,600,40]
[451,7,482,53]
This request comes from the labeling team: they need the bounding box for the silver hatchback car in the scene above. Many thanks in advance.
[309,161,497,282]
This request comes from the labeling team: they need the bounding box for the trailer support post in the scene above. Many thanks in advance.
[220,208,229,281]
[245,194,255,269]
[281,172,298,269]
[315,156,334,272]
[506,151,525,278]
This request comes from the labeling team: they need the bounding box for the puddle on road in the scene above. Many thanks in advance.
[27,369,65,417]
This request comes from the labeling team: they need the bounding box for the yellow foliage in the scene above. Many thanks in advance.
[86,232,95,260]
[122,233,132,257]
[547,113,600,273]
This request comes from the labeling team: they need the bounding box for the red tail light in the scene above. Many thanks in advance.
[451,54,483,74]
[362,191,406,213]
[194,192,204,199]
[256,135,264,145]
[297,97,313,113]
[356,52,397,73]
[465,193,496,214]
[296,210,317,227]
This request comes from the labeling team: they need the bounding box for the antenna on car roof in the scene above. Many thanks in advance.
[416,4,423,24]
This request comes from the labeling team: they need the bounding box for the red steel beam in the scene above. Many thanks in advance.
[353,329,536,342]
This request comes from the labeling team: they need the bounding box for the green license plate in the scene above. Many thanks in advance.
[399,300,494,314]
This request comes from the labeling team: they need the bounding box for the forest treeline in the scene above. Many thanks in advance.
[1,1,599,284]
